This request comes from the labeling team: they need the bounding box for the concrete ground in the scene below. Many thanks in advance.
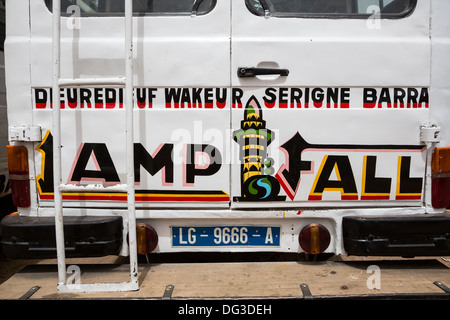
[0,254,449,300]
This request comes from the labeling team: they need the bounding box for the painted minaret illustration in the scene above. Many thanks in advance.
[233,96,285,201]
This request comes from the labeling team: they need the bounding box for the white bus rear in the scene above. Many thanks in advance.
[1,0,449,261]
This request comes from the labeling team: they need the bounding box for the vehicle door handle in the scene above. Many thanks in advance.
[237,67,289,78]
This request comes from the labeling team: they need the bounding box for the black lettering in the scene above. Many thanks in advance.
[66,88,78,109]
[362,156,391,198]
[185,144,221,184]
[305,88,310,107]
[326,88,339,108]
[165,88,182,108]
[80,88,92,108]
[407,88,419,108]
[216,88,227,108]
[232,88,243,108]
[279,88,288,108]
[290,88,302,108]
[134,143,174,184]
[182,89,192,108]
[393,88,406,108]
[378,88,392,108]
[312,155,358,197]
[136,88,147,109]
[204,88,214,108]
[35,89,48,109]
[48,88,65,109]
[105,88,116,109]
[263,88,277,108]
[398,156,422,195]
[94,88,103,108]
[363,88,377,108]
[418,88,429,108]
[340,88,350,108]
[181,88,191,108]
[312,88,324,108]
[119,88,124,108]
[148,88,157,107]
[36,132,54,193]
[192,88,203,108]
[69,143,120,183]
[277,132,312,200]
[59,88,65,109]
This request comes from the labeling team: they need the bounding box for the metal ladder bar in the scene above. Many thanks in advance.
[52,0,139,292]
[58,77,126,87]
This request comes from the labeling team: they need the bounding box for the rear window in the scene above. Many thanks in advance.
[45,0,216,16]
[246,0,416,18]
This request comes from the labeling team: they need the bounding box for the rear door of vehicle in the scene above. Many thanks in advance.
[230,0,430,208]
[31,0,231,209]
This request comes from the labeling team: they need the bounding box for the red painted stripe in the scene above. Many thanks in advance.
[361,195,390,200]
[395,195,422,200]
[39,193,229,202]
[341,195,359,200]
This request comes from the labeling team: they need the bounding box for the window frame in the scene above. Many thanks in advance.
[245,0,417,19]
[44,0,217,17]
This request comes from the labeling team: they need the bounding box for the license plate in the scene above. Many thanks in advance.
[172,226,280,247]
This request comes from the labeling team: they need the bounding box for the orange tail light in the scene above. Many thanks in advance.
[6,145,31,207]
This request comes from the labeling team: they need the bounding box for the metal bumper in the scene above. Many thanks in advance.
[343,214,450,257]
[0,214,123,259]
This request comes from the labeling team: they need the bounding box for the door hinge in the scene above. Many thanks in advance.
[420,124,441,144]
[9,126,42,142]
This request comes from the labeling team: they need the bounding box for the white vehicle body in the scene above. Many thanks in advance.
[2,0,450,259]
[0,51,9,202]
[0,2,12,212]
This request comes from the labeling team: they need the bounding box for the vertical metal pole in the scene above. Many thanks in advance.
[52,0,66,287]
[125,0,139,288]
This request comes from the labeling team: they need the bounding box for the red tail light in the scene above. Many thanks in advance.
[136,224,158,255]
[431,147,450,209]
[299,223,331,254]
[6,145,31,207]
